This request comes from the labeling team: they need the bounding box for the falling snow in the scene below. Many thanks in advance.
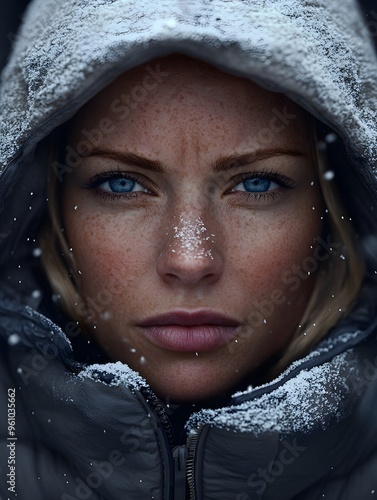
[32,247,43,257]
[8,334,21,346]
[323,170,335,181]
[325,133,338,144]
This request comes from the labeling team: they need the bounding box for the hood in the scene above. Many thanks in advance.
[1,0,377,167]
[0,0,377,301]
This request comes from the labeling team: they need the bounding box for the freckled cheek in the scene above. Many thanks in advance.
[63,211,156,296]
[226,211,322,296]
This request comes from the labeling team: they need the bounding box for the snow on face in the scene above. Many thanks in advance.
[170,213,215,260]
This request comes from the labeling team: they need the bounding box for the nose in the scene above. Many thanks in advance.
[156,212,224,287]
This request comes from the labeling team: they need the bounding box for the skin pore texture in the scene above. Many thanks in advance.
[62,55,324,403]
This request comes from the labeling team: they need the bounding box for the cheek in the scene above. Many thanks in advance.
[225,204,323,299]
[62,206,155,299]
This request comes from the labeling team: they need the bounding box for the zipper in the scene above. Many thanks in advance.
[172,424,204,500]
[140,386,205,499]
[140,386,176,448]
[186,424,205,500]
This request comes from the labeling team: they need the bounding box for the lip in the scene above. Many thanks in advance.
[138,310,241,352]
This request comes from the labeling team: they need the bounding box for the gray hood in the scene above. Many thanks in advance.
[1,0,377,172]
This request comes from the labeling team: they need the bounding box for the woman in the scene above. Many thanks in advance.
[1,0,377,499]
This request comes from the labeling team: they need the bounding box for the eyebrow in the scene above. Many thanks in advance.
[213,148,305,172]
[82,148,305,173]
[82,150,165,173]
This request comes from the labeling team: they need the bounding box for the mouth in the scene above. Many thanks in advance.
[138,310,241,352]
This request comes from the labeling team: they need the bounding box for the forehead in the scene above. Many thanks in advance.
[70,55,311,157]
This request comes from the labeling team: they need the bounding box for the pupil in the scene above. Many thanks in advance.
[243,178,271,193]
[109,178,135,193]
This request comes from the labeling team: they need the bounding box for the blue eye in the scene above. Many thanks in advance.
[233,177,280,193]
[99,177,149,194]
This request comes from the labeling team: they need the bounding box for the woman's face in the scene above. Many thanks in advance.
[63,55,323,403]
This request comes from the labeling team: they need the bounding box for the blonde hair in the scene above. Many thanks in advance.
[39,131,365,377]
[270,144,364,375]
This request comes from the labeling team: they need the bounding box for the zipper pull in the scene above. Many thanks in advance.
[173,445,188,498]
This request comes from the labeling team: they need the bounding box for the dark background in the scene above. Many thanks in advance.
[1,1,377,70]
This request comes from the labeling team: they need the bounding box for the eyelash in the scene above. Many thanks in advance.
[81,169,295,202]
[228,170,295,201]
[80,171,155,200]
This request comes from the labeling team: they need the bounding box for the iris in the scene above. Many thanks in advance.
[108,178,136,193]
[242,178,274,192]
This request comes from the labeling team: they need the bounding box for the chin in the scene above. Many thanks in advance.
[147,368,238,405]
